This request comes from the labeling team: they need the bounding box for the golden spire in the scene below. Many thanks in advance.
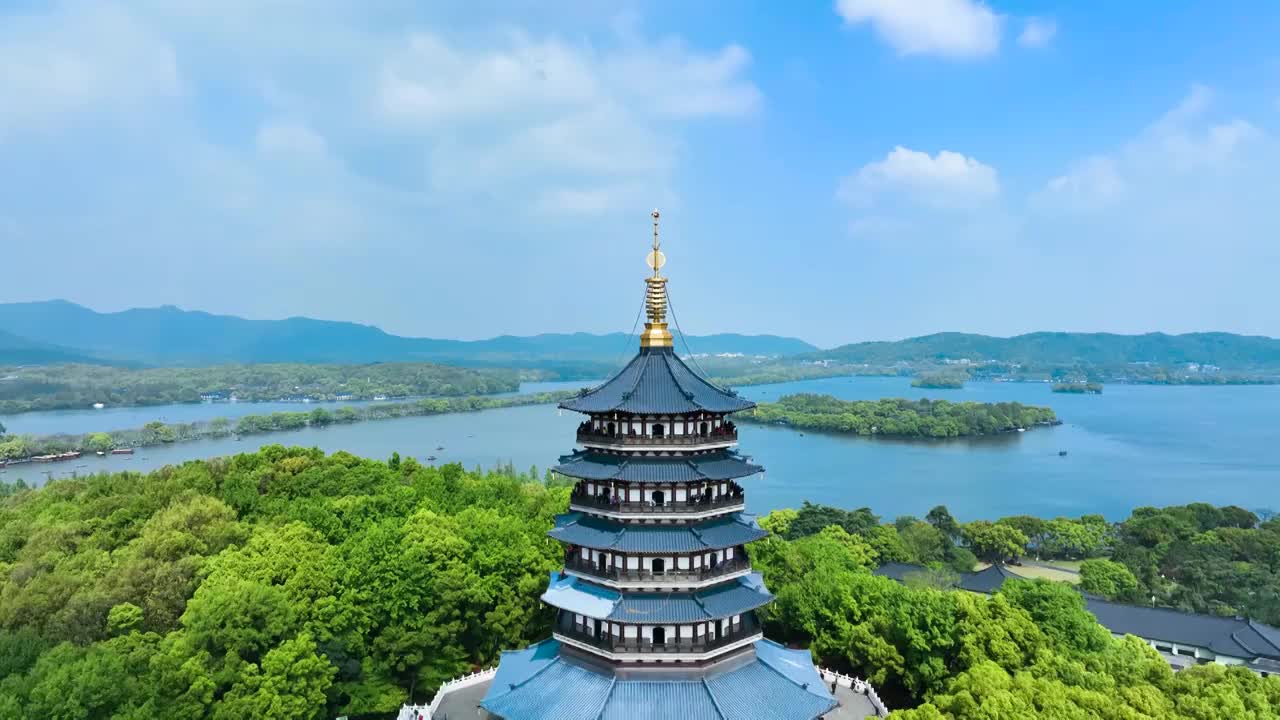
[640,209,673,349]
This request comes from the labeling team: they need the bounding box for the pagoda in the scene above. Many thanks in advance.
[464,211,840,720]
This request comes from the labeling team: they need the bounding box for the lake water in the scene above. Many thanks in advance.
[3,377,1278,522]
[0,379,598,436]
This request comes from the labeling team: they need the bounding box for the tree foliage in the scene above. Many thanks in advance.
[962,521,1029,563]
[1079,558,1140,601]
[0,455,1277,718]
[745,394,1058,438]
[0,362,523,414]
[0,448,566,718]
[0,391,575,461]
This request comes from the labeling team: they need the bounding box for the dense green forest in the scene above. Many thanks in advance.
[1052,382,1104,394]
[753,522,1279,718]
[0,363,526,415]
[744,393,1058,438]
[0,392,576,461]
[780,501,1280,626]
[0,453,1275,719]
[910,371,967,389]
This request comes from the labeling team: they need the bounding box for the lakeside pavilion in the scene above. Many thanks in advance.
[402,212,883,720]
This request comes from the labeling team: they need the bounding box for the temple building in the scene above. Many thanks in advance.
[405,212,883,720]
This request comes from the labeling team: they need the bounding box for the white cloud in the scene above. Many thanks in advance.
[834,0,1001,58]
[255,120,328,158]
[375,31,759,126]
[846,216,910,238]
[0,3,180,135]
[1039,85,1267,212]
[375,29,759,214]
[839,146,1000,209]
[1017,18,1057,48]
[1041,156,1124,210]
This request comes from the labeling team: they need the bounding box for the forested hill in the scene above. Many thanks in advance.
[809,331,1280,370]
[0,300,815,371]
[0,329,103,366]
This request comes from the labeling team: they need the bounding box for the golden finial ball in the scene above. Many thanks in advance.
[652,209,660,220]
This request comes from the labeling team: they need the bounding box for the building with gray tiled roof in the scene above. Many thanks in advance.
[873,561,1280,677]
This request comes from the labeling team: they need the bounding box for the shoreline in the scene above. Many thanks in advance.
[0,391,576,466]
[3,367,1277,418]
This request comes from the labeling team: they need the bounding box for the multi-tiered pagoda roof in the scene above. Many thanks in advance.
[481,638,839,720]
[552,450,762,483]
[469,210,843,719]
[549,512,767,552]
[559,346,754,415]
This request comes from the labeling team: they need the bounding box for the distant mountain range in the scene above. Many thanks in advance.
[809,331,1280,370]
[3,301,1278,374]
[0,328,105,366]
[0,300,817,373]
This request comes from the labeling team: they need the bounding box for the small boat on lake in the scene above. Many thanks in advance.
[111,448,135,455]
[1058,450,1068,457]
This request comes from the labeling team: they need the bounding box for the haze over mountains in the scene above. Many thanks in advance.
[812,332,1280,370]
[2,300,1279,374]
[0,301,816,371]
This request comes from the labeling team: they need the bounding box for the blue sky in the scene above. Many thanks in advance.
[2,1,1278,348]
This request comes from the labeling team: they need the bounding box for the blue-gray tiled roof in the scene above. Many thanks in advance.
[873,563,1280,664]
[549,512,767,553]
[1086,599,1280,661]
[542,572,772,623]
[559,347,755,415]
[873,562,1022,595]
[553,450,763,483]
[481,638,837,720]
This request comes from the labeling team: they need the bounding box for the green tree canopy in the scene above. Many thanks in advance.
[1079,558,1140,601]
[962,521,1029,563]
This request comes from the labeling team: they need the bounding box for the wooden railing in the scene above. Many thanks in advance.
[563,555,750,584]
[569,491,744,515]
[576,427,737,447]
[555,614,760,655]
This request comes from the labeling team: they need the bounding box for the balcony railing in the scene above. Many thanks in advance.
[563,555,751,584]
[575,426,738,447]
[555,613,760,655]
[569,491,745,515]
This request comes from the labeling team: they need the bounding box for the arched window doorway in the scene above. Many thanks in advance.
[651,557,666,574]
[708,554,719,569]
[652,627,666,645]
[597,554,608,573]
[652,423,665,438]
[652,489,665,506]
[607,421,616,435]
[699,421,709,435]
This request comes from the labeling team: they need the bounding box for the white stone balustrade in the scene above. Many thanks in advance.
[817,667,890,717]
[398,666,497,720]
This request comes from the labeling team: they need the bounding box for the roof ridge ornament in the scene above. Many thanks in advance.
[640,209,673,349]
